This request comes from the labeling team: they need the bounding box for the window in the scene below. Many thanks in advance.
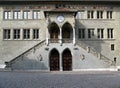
[33,11,40,19]
[97,11,103,19]
[111,44,114,51]
[97,28,104,39]
[4,11,11,19]
[3,29,11,39]
[107,11,112,19]
[78,28,85,39]
[87,11,94,19]
[23,29,30,39]
[13,11,21,19]
[33,29,39,39]
[76,11,85,19]
[88,28,94,38]
[13,29,20,39]
[23,11,30,19]
[107,28,113,39]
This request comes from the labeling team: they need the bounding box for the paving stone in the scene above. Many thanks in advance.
[0,71,120,88]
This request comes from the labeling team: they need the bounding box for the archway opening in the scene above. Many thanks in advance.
[62,22,73,39]
[49,49,60,71]
[49,22,60,39]
[62,49,72,71]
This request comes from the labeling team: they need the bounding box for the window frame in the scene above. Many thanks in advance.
[33,29,39,39]
[88,28,94,38]
[23,10,31,19]
[111,44,115,51]
[107,11,112,19]
[87,10,94,19]
[97,28,104,39]
[13,29,20,39]
[13,11,21,20]
[4,11,11,20]
[107,28,113,39]
[97,11,103,19]
[76,11,85,19]
[3,29,11,39]
[78,28,85,39]
[33,10,41,19]
[23,29,30,39]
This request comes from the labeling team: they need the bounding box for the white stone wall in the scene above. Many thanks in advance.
[0,4,120,69]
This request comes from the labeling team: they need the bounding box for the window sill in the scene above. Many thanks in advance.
[76,19,115,21]
[3,19,42,21]
[3,39,41,41]
[78,39,116,41]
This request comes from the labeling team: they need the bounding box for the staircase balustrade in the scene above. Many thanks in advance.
[5,40,45,67]
[77,40,115,66]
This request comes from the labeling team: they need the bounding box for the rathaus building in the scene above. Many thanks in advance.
[0,0,120,71]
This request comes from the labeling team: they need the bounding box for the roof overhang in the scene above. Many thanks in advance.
[0,0,120,5]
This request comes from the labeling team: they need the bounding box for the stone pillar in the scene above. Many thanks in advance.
[59,27,62,45]
[60,53,63,71]
[73,27,76,45]
[46,28,49,46]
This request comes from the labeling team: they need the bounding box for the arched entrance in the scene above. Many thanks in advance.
[62,49,72,71]
[49,49,60,71]
[49,22,60,39]
[62,22,73,39]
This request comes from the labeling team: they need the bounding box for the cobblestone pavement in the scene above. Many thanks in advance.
[0,71,120,88]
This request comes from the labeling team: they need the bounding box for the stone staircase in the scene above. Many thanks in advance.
[5,40,46,69]
[76,40,115,67]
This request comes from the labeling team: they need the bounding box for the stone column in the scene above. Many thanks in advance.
[73,27,76,45]
[59,27,62,45]
[46,28,49,46]
[60,53,63,71]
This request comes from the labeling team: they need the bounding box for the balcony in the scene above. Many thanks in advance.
[49,38,73,43]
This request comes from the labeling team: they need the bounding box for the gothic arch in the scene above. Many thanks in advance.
[49,48,60,71]
[48,22,60,39]
[62,48,72,71]
[62,22,73,39]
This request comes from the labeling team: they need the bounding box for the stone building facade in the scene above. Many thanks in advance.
[0,0,120,71]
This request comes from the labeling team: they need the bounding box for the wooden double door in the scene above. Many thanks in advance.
[62,49,72,71]
[50,49,72,71]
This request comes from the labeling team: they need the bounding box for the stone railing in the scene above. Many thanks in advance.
[5,40,46,68]
[49,39,59,43]
[49,38,73,43]
[62,38,72,43]
[77,40,115,66]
